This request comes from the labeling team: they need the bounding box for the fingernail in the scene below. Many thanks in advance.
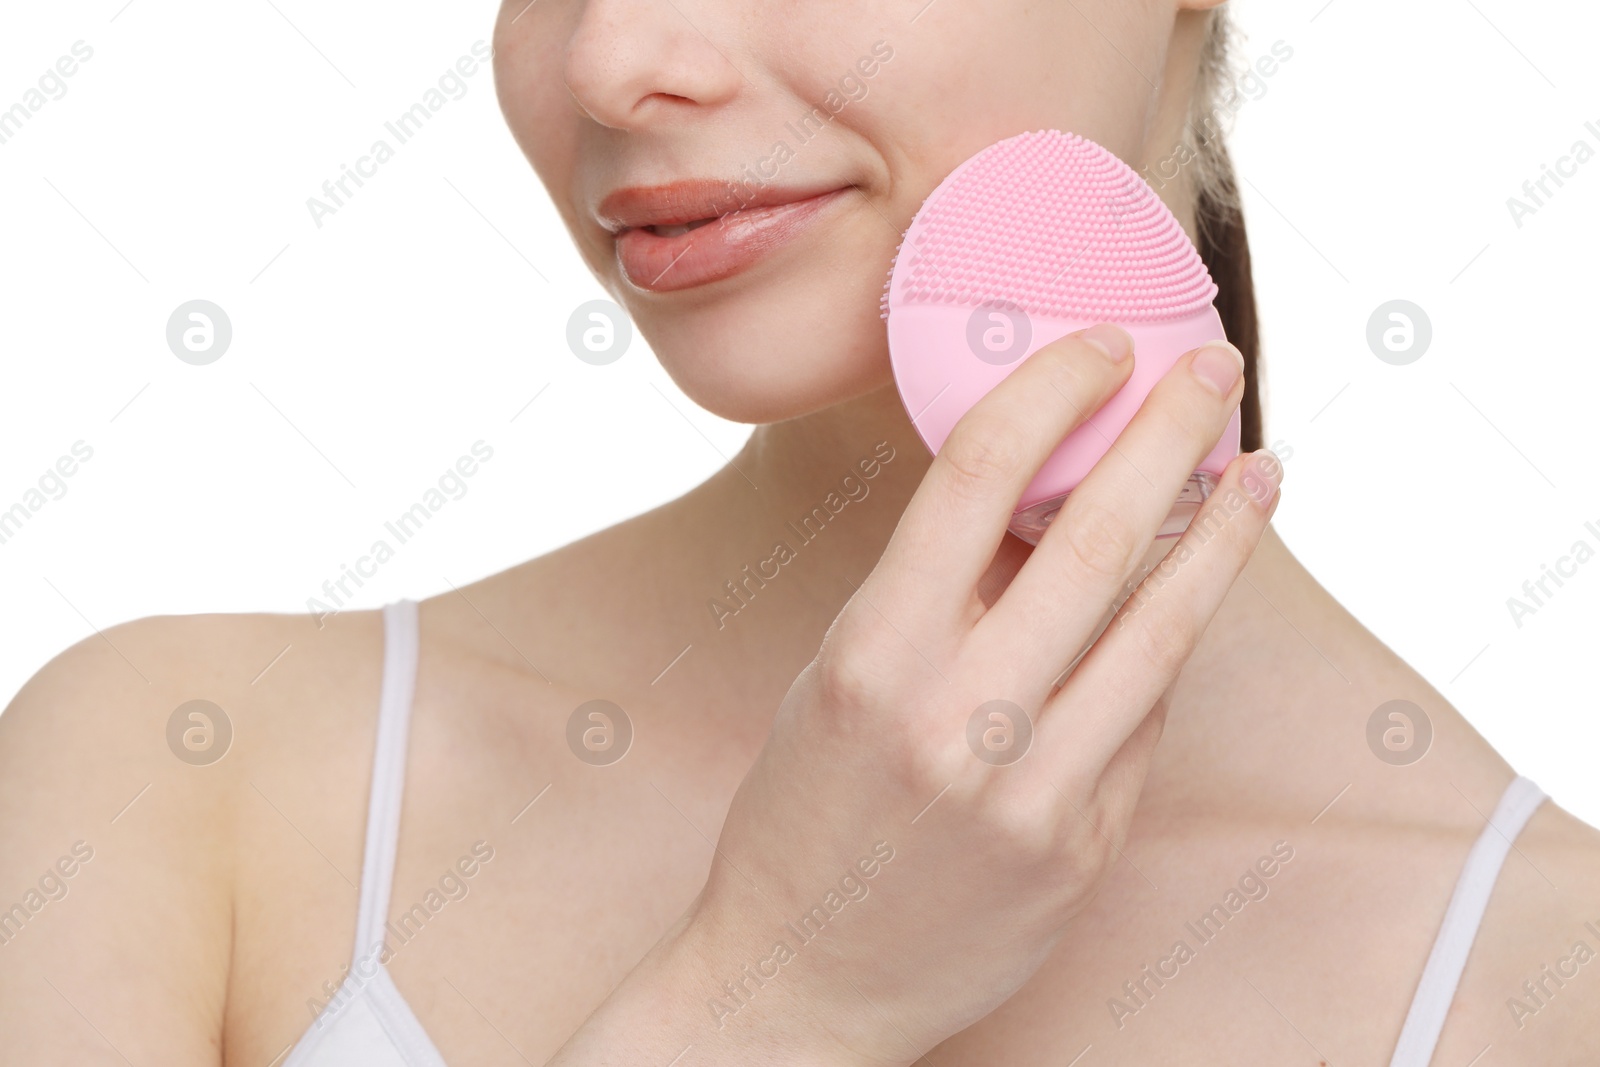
[1191,340,1244,395]
[1244,448,1284,507]
[1079,323,1133,363]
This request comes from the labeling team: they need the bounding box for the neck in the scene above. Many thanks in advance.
[624,384,1507,823]
[642,381,927,658]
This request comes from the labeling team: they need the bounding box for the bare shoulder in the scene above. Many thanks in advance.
[1446,797,1600,1061]
[0,606,385,1065]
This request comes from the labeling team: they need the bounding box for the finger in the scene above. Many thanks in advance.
[1039,446,1282,773]
[864,324,1135,630]
[1033,695,1167,894]
[974,339,1247,698]
[1041,679,1170,813]
[1087,685,1170,817]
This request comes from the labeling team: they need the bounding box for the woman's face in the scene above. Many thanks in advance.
[494,0,1186,423]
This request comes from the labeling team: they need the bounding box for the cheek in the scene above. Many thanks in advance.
[494,10,582,189]
[635,228,898,423]
[848,1,1156,170]
[496,22,605,263]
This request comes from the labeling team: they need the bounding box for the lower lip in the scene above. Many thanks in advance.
[614,188,851,292]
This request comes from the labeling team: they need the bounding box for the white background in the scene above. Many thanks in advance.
[1,1,1596,818]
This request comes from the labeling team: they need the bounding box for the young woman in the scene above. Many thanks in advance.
[3,1,1597,1063]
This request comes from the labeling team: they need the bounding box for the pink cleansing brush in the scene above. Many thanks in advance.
[883,129,1241,545]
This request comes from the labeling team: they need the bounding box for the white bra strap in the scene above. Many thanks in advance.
[351,598,421,968]
[1389,775,1547,1066]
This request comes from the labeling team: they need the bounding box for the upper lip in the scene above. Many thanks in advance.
[597,179,850,235]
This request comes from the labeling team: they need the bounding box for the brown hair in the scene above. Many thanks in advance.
[1189,10,1263,452]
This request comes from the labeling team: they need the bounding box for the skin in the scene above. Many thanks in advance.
[2,0,1599,1063]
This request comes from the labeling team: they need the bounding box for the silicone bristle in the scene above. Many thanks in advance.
[881,129,1217,323]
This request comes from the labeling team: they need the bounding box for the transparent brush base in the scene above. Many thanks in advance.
[1007,470,1220,548]
[1015,470,1222,686]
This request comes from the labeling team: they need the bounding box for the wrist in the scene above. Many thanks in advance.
[545,895,899,1067]
[661,905,896,1067]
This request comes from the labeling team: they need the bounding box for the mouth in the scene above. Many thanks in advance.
[598,180,852,293]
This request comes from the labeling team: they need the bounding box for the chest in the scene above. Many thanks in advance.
[225,688,1509,1067]
[364,779,1468,1065]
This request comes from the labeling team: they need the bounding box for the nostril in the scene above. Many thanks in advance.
[561,8,742,130]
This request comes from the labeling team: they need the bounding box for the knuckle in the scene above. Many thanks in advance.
[1150,375,1228,445]
[1080,825,1118,883]
[817,643,890,712]
[1214,497,1260,556]
[815,610,904,712]
[1067,816,1115,870]
[1035,341,1100,397]
[1128,594,1197,674]
[1057,498,1140,582]
[1182,496,1234,546]
[939,421,1027,499]
[1205,486,1267,560]
[1166,402,1219,451]
[1046,811,1115,894]
[984,795,1059,859]
[896,733,967,794]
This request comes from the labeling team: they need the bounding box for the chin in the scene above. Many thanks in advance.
[617,199,902,425]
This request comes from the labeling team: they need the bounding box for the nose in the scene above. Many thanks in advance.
[564,0,742,129]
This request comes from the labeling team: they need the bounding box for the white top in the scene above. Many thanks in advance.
[284,599,447,1067]
[1388,773,1548,1065]
[283,598,1548,1065]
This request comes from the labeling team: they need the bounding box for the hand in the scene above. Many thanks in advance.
[543,324,1280,1066]
[680,324,1282,1063]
